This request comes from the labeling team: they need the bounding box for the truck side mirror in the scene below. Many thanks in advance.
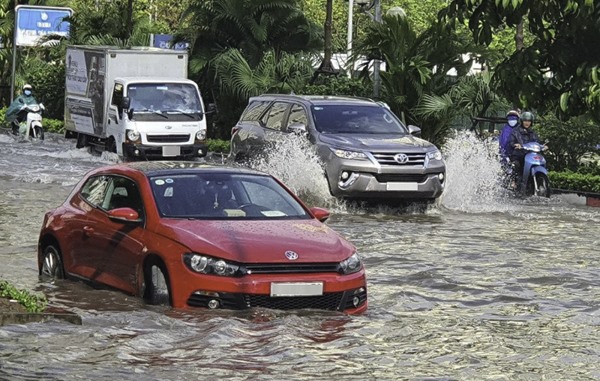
[121,97,131,110]
[408,125,421,136]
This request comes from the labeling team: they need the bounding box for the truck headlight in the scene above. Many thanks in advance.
[126,129,141,142]
[427,150,443,161]
[184,253,241,277]
[332,148,367,160]
[338,253,362,274]
[196,129,207,141]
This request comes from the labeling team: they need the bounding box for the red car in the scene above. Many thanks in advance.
[38,162,367,313]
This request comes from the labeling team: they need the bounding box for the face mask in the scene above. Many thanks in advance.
[508,119,518,127]
[24,90,32,96]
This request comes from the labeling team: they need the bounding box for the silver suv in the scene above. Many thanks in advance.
[230,94,446,201]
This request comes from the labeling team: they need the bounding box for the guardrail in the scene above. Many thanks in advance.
[552,188,600,207]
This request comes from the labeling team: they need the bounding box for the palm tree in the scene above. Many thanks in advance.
[352,13,486,145]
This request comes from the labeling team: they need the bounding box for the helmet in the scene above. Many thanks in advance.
[520,111,534,122]
[22,84,33,91]
[506,110,520,118]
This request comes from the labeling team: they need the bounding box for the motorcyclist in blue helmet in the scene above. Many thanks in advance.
[6,84,39,135]
[508,111,545,186]
[499,109,520,161]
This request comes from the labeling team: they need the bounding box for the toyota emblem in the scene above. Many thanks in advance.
[165,125,173,130]
[284,251,299,260]
[394,153,409,164]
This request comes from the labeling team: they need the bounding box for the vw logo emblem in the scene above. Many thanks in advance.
[284,251,299,260]
[165,125,173,130]
[394,153,409,164]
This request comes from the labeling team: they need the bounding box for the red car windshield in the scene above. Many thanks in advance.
[149,173,310,219]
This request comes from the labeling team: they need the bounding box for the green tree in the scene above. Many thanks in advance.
[440,0,600,121]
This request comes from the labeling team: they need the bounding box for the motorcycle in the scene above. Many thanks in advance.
[510,141,551,197]
[14,103,45,141]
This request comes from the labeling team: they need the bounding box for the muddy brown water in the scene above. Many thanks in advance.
[0,132,599,380]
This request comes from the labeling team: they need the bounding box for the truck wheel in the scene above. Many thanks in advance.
[106,138,117,153]
[76,133,88,149]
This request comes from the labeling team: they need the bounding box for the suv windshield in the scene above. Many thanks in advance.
[311,105,409,135]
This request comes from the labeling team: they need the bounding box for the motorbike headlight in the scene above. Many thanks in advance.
[427,150,443,161]
[184,253,241,277]
[332,148,368,160]
[126,129,141,142]
[338,253,362,275]
[196,129,207,141]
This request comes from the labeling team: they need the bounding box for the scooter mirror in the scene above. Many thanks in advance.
[39,103,45,110]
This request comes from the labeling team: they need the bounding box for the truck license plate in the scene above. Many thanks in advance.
[387,182,418,191]
[270,282,323,297]
[162,146,181,157]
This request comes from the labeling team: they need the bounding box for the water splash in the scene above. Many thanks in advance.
[245,135,343,210]
[440,131,514,213]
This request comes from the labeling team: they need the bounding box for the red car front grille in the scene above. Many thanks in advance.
[243,263,340,274]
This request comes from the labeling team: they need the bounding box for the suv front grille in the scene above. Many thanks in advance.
[372,152,426,166]
[375,174,428,183]
[147,134,190,143]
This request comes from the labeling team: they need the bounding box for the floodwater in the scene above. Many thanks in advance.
[0,131,598,380]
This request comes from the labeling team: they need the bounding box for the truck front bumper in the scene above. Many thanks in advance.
[124,143,208,160]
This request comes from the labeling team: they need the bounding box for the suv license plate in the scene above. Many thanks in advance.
[387,182,418,191]
[271,282,323,297]
[162,146,181,157]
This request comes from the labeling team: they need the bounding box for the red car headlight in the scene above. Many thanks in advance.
[338,253,362,275]
[183,253,242,277]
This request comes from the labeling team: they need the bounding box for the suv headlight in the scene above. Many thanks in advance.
[126,129,141,142]
[427,150,443,161]
[338,253,362,274]
[332,148,367,160]
[184,253,241,277]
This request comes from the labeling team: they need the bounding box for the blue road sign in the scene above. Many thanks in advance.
[15,5,73,47]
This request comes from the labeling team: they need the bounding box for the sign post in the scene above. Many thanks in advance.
[10,5,73,102]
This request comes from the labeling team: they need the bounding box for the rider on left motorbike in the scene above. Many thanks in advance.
[508,111,547,186]
[5,84,39,135]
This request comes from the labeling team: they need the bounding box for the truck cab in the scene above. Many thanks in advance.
[108,78,208,159]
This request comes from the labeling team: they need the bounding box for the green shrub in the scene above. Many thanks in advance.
[549,171,600,193]
[0,107,6,127]
[44,118,65,133]
[206,138,230,153]
[0,280,47,313]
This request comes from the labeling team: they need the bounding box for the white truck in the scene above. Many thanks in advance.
[64,45,210,159]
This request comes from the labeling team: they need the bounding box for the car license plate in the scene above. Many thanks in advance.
[162,145,181,157]
[270,282,323,297]
[387,182,418,191]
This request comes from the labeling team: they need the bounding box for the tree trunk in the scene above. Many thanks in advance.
[515,17,524,51]
[312,0,335,82]
[126,0,135,39]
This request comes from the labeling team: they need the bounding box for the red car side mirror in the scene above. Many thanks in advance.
[310,207,330,223]
[108,207,141,223]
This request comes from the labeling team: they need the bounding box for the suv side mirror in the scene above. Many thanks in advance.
[288,122,307,135]
[408,125,421,136]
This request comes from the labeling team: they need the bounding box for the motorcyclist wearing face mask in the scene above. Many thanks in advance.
[5,84,39,135]
[508,111,545,187]
[499,110,520,161]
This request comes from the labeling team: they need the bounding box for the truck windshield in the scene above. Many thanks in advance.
[127,83,203,121]
[311,105,409,134]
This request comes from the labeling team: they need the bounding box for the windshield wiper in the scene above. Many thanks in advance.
[164,109,201,119]
[133,108,169,119]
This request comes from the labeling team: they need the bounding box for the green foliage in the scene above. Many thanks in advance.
[441,0,600,121]
[45,118,65,134]
[549,171,600,194]
[536,113,600,171]
[206,138,230,153]
[0,280,47,313]
[299,76,372,98]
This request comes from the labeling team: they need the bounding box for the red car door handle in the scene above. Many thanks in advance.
[83,226,94,236]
